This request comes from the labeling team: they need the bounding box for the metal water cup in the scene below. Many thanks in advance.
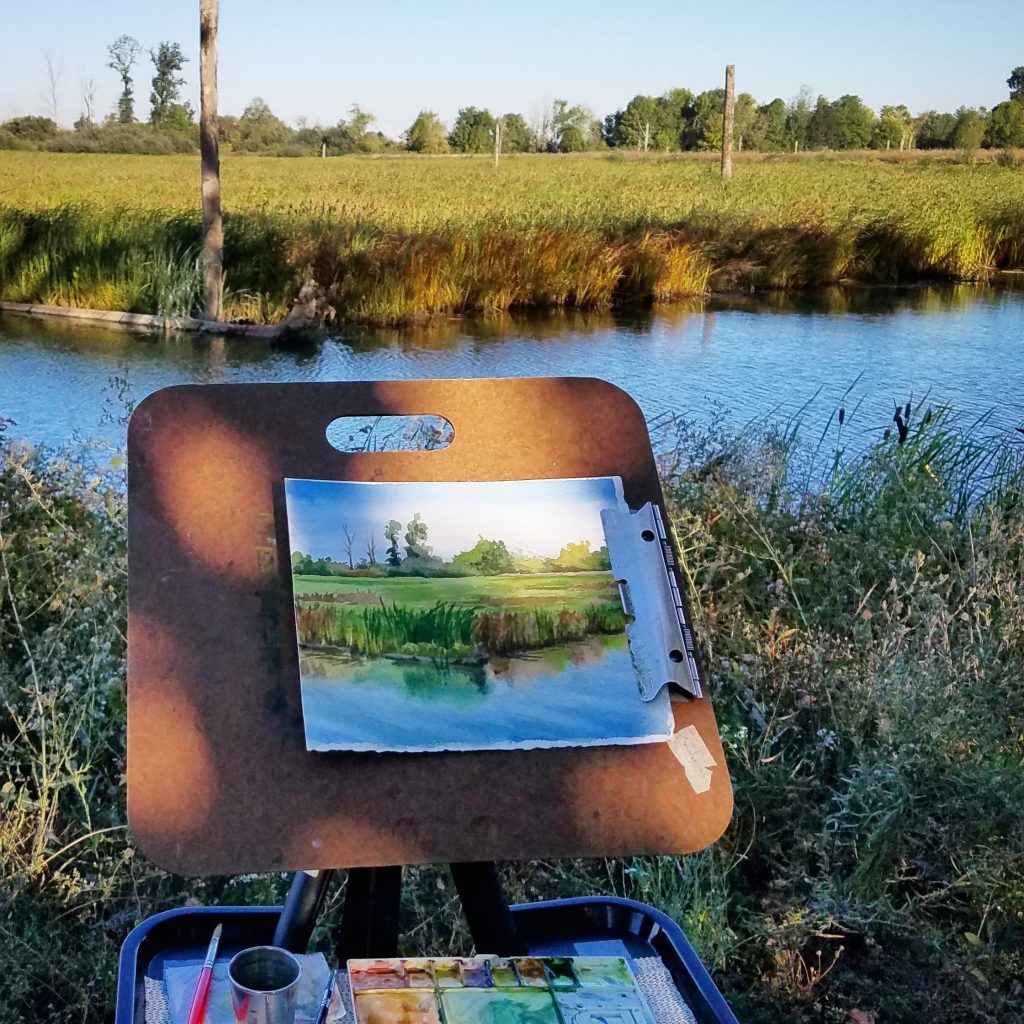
[228,946,302,1024]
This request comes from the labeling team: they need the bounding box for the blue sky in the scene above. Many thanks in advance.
[2,1,1022,135]
[284,477,621,562]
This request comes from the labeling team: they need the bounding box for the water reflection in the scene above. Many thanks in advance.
[2,285,1022,451]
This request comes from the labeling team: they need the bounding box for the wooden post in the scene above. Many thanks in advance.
[494,117,502,168]
[199,0,223,321]
[721,64,735,180]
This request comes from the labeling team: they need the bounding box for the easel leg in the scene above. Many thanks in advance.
[450,862,527,956]
[273,869,334,952]
[336,866,404,963]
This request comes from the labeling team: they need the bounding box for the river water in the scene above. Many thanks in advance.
[1,285,1022,451]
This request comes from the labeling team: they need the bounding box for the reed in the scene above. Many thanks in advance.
[2,153,1022,323]
[296,598,625,657]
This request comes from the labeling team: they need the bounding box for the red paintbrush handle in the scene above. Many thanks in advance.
[186,965,214,1024]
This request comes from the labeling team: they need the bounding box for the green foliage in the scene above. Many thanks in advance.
[107,34,141,124]
[1,116,58,141]
[1008,65,1024,100]
[985,100,1024,148]
[953,107,987,151]
[148,42,188,126]
[497,113,531,153]
[451,537,515,575]
[405,110,450,153]
[449,107,496,153]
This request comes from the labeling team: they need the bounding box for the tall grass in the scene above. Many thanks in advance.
[296,598,626,658]
[2,154,1023,322]
[3,406,1024,1022]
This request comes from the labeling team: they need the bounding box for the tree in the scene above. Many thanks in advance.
[550,99,601,152]
[405,110,449,153]
[1008,66,1024,101]
[233,97,291,150]
[452,537,515,576]
[499,112,531,152]
[365,534,377,565]
[341,524,356,568]
[614,94,662,149]
[831,95,874,149]
[449,106,496,153]
[986,100,1024,147]
[80,77,97,126]
[916,110,957,149]
[384,520,402,567]
[149,42,188,125]
[786,86,814,150]
[753,98,787,151]
[953,107,986,151]
[874,104,912,150]
[404,513,431,560]
[685,90,725,150]
[42,53,64,125]
[108,35,141,123]
[733,91,757,151]
[200,0,223,321]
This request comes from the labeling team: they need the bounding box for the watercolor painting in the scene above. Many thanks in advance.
[284,477,672,752]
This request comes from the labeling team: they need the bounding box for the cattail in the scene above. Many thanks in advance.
[838,406,846,426]
[904,400,912,420]
[884,428,891,441]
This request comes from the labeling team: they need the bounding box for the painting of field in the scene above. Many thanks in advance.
[284,476,672,751]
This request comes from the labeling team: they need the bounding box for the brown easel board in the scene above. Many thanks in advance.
[127,379,732,874]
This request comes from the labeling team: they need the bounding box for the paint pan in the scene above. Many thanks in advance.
[354,990,442,1024]
[431,960,463,988]
[458,958,492,987]
[440,987,560,1024]
[402,960,435,989]
[510,958,548,988]
[486,959,518,988]
[350,960,409,991]
[570,957,634,988]
[543,957,577,990]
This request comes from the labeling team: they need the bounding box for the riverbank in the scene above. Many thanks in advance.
[2,153,1023,324]
[2,406,1022,1023]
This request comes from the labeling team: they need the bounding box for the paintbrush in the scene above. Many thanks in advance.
[314,968,338,1024]
[186,922,222,1024]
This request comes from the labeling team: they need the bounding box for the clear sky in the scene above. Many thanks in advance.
[1,1,1022,136]
[284,477,620,562]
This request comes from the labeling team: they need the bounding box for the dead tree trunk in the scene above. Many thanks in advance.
[721,64,735,180]
[494,117,503,168]
[200,0,223,320]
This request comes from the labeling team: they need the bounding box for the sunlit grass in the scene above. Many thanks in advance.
[1,152,1023,321]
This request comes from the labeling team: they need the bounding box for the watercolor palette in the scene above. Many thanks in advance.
[349,956,657,1024]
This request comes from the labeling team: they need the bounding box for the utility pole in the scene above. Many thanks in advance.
[199,0,223,320]
[721,64,735,180]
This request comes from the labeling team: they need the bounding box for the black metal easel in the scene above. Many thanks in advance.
[271,862,527,962]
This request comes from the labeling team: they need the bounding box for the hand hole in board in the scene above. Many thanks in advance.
[668,649,684,663]
[325,415,454,453]
[640,529,656,542]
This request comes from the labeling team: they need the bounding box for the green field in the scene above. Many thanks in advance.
[293,570,619,610]
[2,151,1022,322]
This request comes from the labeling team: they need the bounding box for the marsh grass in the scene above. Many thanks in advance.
[296,598,626,658]
[2,154,1023,322]
[3,402,1024,1023]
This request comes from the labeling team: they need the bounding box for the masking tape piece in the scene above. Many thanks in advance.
[668,725,716,794]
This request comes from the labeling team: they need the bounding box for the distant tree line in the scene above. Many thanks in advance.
[3,44,1024,156]
[291,513,611,579]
